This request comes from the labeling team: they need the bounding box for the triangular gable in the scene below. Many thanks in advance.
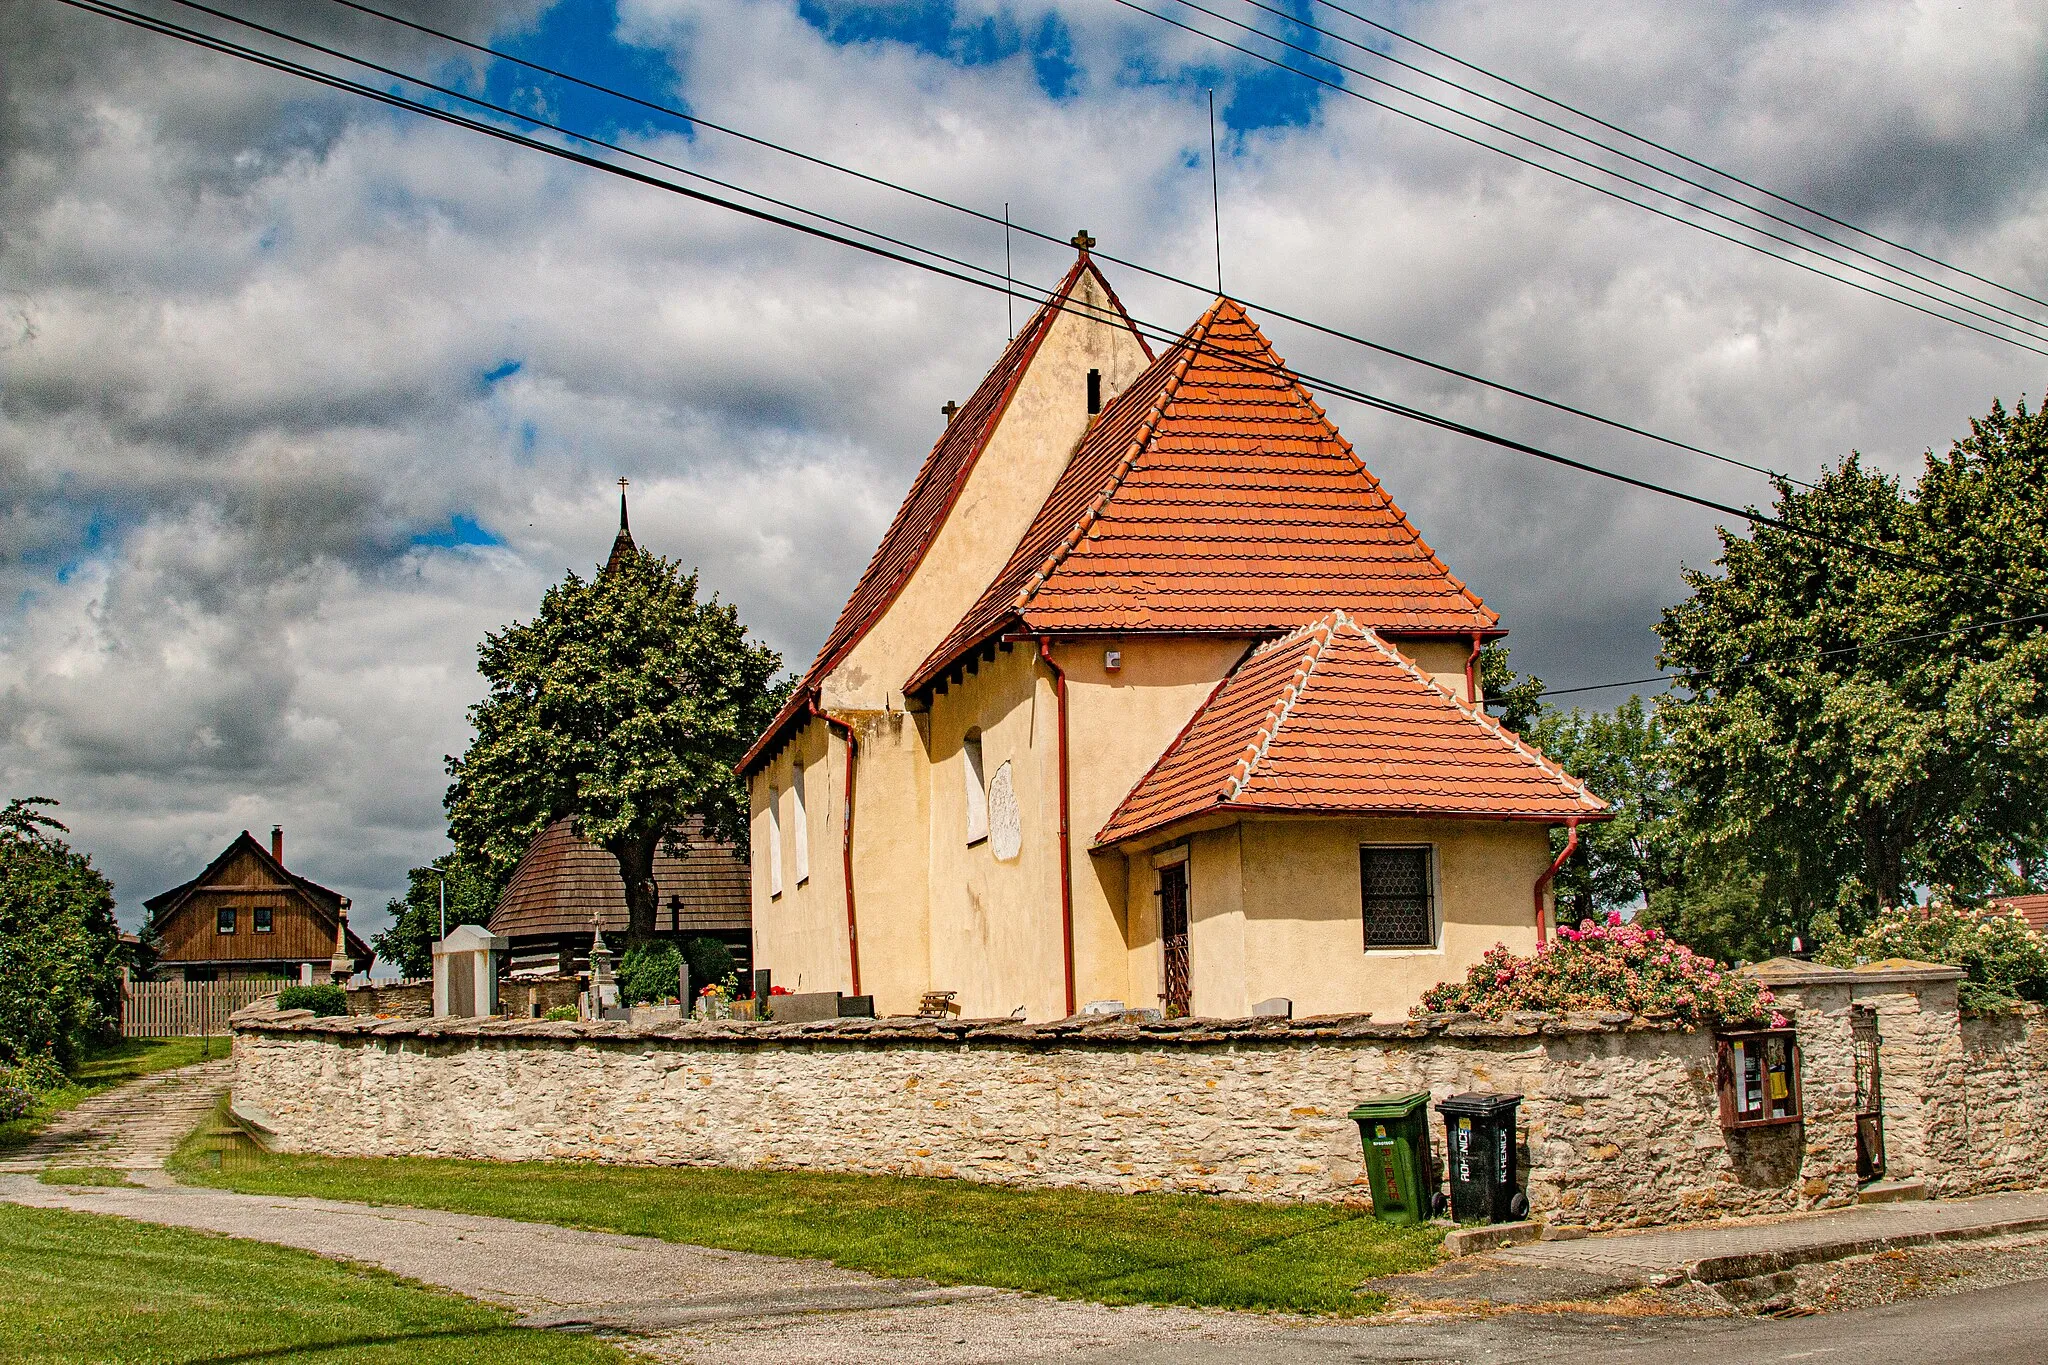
[1095,611,1604,847]
[741,256,1151,772]
[907,298,1498,695]
[142,830,370,961]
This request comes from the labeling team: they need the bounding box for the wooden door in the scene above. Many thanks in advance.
[1159,862,1190,1018]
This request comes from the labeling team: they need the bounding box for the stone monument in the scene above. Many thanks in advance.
[432,922,508,1018]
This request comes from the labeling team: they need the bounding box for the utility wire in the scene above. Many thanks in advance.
[291,0,1800,487]
[1123,0,2048,359]
[1235,0,2048,334]
[55,0,2033,604]
[1535,608,2048,700]
[1307,0,2048,315]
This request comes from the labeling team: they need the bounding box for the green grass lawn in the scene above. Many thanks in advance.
[171,1133,1441,1314]
[0,1203,633,1365]
[0,1037,224,1151]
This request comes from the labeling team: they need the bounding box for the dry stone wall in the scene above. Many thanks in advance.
[232,1005,1869,1229]
[1958,1005,2048,1193]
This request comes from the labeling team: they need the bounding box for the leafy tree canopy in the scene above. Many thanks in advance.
[445,544,786,943]
[1656,399,2048,944]
[1477,641,1546,734]
[1524,696,1680,920]
[1820,903,2048,1012]
[0,798,123,1068]
[370,856,497,980]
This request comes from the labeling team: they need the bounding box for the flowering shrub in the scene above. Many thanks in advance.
[1820,903,2048,1012]
[0,1052,66,1123]
[0,1083,34,1123]
[1416,913,1779,1026]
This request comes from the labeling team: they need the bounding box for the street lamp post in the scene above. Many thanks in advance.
[427,868,448,943]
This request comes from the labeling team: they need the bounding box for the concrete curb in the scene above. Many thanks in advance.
[1686,1214,2048,1284]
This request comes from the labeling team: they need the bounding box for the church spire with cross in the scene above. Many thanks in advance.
[604,477,636,575]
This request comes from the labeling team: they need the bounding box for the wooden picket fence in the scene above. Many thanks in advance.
[121,980,278,1037]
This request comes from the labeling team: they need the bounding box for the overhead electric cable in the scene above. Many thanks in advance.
[1120,0,2048,359]
[1307,0,2048,315]
[55,0,2032,602]
[293,0,1801,486]
[1235,0,2048,334]
[1535,608,2048,700]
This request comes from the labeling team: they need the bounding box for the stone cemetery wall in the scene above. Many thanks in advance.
[232,1004,1870,1229]
[1958,1005,2048,1193]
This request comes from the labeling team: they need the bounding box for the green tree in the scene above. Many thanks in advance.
[1524,695,1679,920]
[0,799,123,1068]
[1478,640,1546,733]
[1657,407,2048,945]
[370,856,497,980]
[445,544,785,944]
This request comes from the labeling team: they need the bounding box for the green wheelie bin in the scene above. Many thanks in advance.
[1349,1091,1436,1225]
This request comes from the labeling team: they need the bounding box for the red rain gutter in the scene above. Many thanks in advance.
[1037,637,1078,1017]
[1464,631,1483,707]
[809,699,861,997]
[1533,817,1581,947]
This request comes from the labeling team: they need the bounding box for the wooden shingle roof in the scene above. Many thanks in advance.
[487,815,749,939]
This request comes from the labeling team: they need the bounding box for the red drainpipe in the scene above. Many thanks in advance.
[1037,637,1078,1017]
[808,698,861,997]
[1533,817,1580,947]
[1464,632,1483,707]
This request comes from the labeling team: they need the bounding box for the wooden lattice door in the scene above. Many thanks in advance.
[1159,862,1191,1018]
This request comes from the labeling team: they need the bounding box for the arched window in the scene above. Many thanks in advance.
[963,730,989,845]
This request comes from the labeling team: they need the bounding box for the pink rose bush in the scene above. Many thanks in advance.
[1416,912,1779,1027]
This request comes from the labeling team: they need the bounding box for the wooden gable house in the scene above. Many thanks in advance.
[143,827,372,983]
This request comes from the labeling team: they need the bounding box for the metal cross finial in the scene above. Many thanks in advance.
[618,477,629,492]
[1070,229,1096,254]
[941,400,959,422]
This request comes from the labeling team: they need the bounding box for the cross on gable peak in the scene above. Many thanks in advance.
[1070,229,1096,254]
[942,400,959,422]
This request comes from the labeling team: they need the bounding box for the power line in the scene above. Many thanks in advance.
[291,0,1802,487]
[1233,0,2048,336]
[1307,0,2048,316]
[1121,0,2048,360]
[1533,608,2048,701]
[54,0,2032,604]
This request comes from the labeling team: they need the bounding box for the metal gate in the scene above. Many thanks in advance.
[1851,1005,1886,1181]
[1159,862,1190,1018]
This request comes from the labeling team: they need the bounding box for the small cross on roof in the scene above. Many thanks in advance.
[942,400,959,421]
[1070,229,1096,254]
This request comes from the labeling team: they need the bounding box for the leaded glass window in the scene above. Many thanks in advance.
[1361,846,1433,948]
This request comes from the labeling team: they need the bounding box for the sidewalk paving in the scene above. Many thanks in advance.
[0,1057,231,1176]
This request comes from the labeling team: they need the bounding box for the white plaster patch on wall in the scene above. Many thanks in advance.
[988,761,1020,861]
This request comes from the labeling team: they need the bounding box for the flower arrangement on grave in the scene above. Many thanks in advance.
[1416,912,1782,1027]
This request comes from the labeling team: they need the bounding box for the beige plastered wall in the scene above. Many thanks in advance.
[1389,637,1480,705]
[750,270,1147,1010]
[1125,816,1551,1020]
[749,719,852,997]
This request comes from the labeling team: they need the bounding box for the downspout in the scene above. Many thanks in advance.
[1533,817,1580,947]
[1037,637,1078,1017]
[808,698,861,997]
[1464,631,1483,707]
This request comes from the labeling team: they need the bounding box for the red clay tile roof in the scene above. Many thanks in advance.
[1094,611,1604,847]
[908,297,1499,694]
[1991,893,2048,932]
[488,815,750,940]
[740,256,1149,773]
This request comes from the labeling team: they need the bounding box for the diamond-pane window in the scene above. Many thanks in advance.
[1361,846,1433,948]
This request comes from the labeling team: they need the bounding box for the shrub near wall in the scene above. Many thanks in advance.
[228,1004,1865,1230]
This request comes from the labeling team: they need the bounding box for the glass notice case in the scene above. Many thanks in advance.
[1716,1029,1801,1129]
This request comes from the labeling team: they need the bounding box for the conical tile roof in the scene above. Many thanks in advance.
[1095,611,1604,847]
[908,298,1496,693]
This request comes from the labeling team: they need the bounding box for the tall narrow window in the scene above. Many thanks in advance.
[1086,367,1103,415]
[1159,862,1191,1018]
[963,731,989,845]
[1361,845,1434,948]
[767,783,783,897]
[792,761,810,884]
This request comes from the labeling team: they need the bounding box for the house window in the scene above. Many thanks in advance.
[217,906,237,935]
[963,731,989,845]
[792,761,810,884]
[254,907,274,934]
[1360,846,1434,948]
[767,783,783,898]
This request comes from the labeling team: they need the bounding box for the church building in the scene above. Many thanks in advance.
[740,239,1605,1021]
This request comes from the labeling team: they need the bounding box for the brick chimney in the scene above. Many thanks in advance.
[271,825,284,866]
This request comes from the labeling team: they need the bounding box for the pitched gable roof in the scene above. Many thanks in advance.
[1094,611,1604,848]
[142,830,371,963]
[908,297,1498,695]
[740,256,1150,772]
